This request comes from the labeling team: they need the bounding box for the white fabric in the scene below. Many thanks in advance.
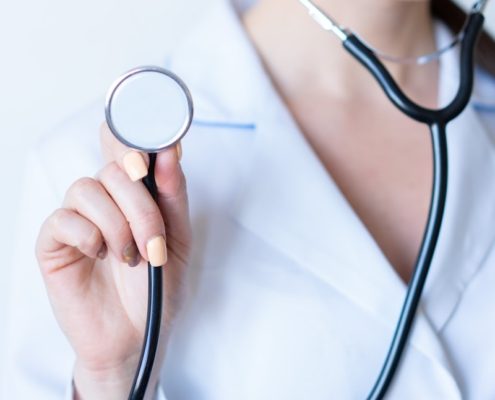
[3,1,495,399]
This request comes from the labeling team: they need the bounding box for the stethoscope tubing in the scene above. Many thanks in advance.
[128,153,164,400]
[367,123,448,399]
[343,12,485,124]
[341,12,485,400]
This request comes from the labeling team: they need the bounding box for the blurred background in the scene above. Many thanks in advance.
[0,0,493,390]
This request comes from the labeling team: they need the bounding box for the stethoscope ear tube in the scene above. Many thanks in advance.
[343,35,435,123]
[342,12,485,125]
[128,153,164,400]
[341,12,485,400]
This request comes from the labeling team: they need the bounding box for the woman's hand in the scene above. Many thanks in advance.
[35,123,191,400]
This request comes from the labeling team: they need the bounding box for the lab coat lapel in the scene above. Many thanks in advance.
[231,88,407,325]
[231,21,495,350]
[226,53,460,396]
[168,1,400,316]
[169,0,462,390]
[181,2,409,325]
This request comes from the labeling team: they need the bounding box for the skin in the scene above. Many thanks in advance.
[243,0,438,281]
[36,0,438,397]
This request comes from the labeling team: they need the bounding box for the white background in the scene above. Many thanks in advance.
[0,0,493,390]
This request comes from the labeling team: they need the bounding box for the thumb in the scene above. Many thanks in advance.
[153,143,191,260]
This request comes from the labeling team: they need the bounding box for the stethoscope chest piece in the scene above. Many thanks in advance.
[105,66,194,153]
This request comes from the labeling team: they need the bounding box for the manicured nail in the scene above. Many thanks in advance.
[123,151,148,182]
[146,236,167,267]
[123,242,140,267]
[176,142,182,161]
[97,243,107,260]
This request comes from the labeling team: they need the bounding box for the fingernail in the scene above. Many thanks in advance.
[123,151,148,182]
[97,243,107,259]
[176,142,182,161]
[123,242,140,267]
[146,236,167,267]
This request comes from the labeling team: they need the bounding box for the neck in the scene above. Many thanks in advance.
[242,0,438,103]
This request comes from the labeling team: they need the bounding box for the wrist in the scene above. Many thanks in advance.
[73,358,158,400]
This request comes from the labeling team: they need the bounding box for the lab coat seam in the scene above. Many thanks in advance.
[471,103,495,113]
[436,286,464,335]
[192,119,257,130]
[470,68,495,112]
[438,239,495,334]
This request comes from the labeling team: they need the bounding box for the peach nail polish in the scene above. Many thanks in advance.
[176,142,182,161]
[123,151,148,182]
[147,236,167,267]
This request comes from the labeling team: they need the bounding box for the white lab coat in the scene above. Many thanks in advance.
[3,1,495,399]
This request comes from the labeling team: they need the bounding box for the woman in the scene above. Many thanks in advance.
[4,0,495,398]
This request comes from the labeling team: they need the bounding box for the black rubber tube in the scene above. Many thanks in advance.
[367,123,448,400]
[340,11,484,400]
[343,13,484,124]
[128,153,164,400]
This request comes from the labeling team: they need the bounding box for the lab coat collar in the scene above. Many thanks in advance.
[169,0,495,392]
[166,1,271,126]
[169,2,407,322]
[171,1,495,121]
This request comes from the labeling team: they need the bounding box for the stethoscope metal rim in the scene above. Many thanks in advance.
[105,65,194,153]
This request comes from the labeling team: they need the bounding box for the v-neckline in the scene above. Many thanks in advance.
[169,0,495,333]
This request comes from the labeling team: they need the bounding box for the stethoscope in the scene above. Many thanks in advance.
[104,1,489,398]
[105,66,193,400]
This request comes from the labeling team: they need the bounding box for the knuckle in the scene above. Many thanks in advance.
[49,208,70,231]
[35,214,58,261]
[113,218,132,244]
[133,206,164,233]
[67,177,101,200]
[98,161,122,183]
[79,226,101,253]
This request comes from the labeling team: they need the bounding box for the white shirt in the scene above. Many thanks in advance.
[3,1,495,399]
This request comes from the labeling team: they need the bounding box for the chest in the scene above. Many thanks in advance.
[162,214,474,400]
[288,98,433,281]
